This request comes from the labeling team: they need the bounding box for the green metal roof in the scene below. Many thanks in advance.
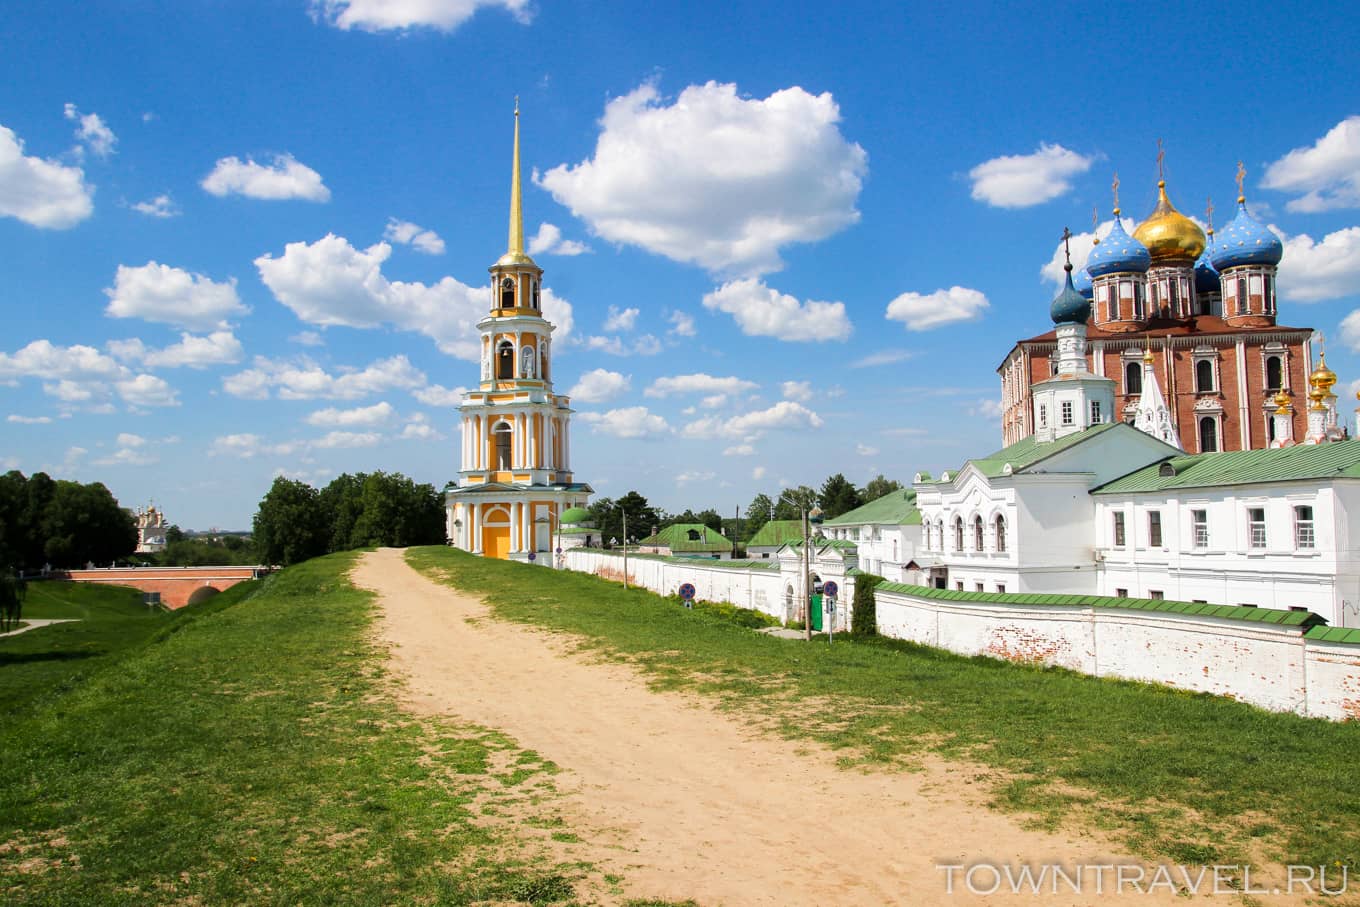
[824,489,921,526]
[638,523,734,552]
[920,423,1122,484]
[574,548,778,570]
[745,520,806,548]
[1304,625,1360,645]
[560,507,591,524]
[1093,439,1360,495]
[875,582,1328,630]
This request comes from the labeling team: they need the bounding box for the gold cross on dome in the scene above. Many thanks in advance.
[1206,196,1215,231]
[1061,226,1073,267]
[1235,161,1246,200]
[1092,206,1099,231]
[1112,172,1120,211]
[1156,140,1165,180]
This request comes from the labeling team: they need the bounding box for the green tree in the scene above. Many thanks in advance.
[745,493,773,540]
[851,573,884,637]
[165,524,186,544]
[589,491,659,546]
[40,481,138,567]
[772,485,817,521]
[862,475,903,503]
[319,472,365,551]
[253,477,329,566]
[348,472,445,548]
[817,473,863,519]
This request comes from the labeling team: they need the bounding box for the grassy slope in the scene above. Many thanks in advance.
[0,582,173,717]
[0,553,600,905]
[406,546,1360,872]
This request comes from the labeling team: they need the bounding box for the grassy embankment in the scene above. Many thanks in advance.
[0,554,643,905]
[407,545,1360,873]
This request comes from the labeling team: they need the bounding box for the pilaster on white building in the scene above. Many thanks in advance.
[444,105,591,560]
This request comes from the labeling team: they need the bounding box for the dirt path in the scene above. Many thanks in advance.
[356,549,1200,905]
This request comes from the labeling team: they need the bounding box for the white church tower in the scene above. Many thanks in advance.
[1133,348,1182,449]
[444,104,592,560]
[1031,229,1115,443]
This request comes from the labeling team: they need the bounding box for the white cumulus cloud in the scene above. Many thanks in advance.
[684,400,822,443]
[1263,116,1360,212]
[603,305,639,332]
[115,374,179,408]
[578,406,671,440]
[668,310,696,337]
[886,286,990,332]
[202,154,331,202]
[702,278,851,342]
[104,262,248,331]
[1277,227,1360,302]
[0,125,94,228]
[411,383,467,407]
[64,103,117,158]
[7,414,52,425]
[1340,309,1360,353]
[313,430,383,449]
[312,0,531,31]
[222,354,426,400]
[645,373,757,398]
[569,368,631,403]
[781,380,812,401]
[384,217,445,255]
[538,81,867,276]
[527,222,590,256]
[305,401,395,427]
[255,233,573,359]
[131,194,178,218]
[969,143,1093,208]
[107,331,243,369]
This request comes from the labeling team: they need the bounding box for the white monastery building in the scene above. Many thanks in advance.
[444,106,591,560]
[915,235,1360,627]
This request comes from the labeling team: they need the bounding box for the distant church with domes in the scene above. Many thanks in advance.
[1000,160,1315,454]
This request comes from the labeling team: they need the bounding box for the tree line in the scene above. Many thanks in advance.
[253,472,446,566]
[582,473,904,548]
[0,470,138,571]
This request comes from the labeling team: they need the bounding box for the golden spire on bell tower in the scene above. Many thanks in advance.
[508,97,525,257]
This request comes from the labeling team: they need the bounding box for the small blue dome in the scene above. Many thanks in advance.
[1086,218,1150,278]
[1050,268,1091,325]
[1195,243,1219,295]
[1210,200,1283,270]
[1073,266,1093,298]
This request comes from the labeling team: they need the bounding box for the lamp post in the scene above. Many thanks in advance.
[778,490,823,641]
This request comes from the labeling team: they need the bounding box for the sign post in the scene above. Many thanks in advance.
[823,581,839,644]
[678,582,696,609]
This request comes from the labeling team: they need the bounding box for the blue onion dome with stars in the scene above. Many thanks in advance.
[1073,265,1093,298]
[1195,240,1219,295]
[1086,216,1150,278]
[1211,196,1283,270]
[1050,229,1091,324]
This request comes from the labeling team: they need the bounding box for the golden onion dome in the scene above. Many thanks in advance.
[1272,389,1292,415]
[1133,181,1207,262]
[1310,352,1338,394]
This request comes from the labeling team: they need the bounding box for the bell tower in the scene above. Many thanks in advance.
[445,103,592,561]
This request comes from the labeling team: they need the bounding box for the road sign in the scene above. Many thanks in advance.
[678,582,696,601]
[527,552,537,562]
[555,547,562,554]
[823,580,838,598]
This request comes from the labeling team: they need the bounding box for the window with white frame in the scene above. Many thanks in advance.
[994,514,1006,553]
[1192,509,1208,548]
[1125,361,1142,395]
[1090,400,1102,424]
[1061,400,1074,425]
[973,515,984,551]
[1148,510,1163,547]
[1112,511,1126,547]
[1195,359,1216,393]
[954,517,964,551]
[1039,404,1048,428]
[1294,505,1315,549]
[1248,507,1266,549]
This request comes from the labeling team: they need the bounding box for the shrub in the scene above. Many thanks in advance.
[851,573,884,637]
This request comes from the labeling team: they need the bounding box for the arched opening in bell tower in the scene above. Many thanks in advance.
[500,276,516,309]
[492,421,513,470]
[497,340,514,379]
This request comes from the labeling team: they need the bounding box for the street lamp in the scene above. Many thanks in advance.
[778,490,824,642]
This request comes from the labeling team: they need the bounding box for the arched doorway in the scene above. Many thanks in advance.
[481,506,511,559]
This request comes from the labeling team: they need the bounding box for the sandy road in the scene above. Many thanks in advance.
[355,548,1200,905]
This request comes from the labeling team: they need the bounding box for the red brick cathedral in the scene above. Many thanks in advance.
[1000,169,1313,453]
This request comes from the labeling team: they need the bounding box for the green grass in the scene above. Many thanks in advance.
[0,582,180,717]
[0,553,600,905]
[407,546,1360,872]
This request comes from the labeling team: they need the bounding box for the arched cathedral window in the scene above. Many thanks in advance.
[500,276,516,308]
[1125,362,1142,395]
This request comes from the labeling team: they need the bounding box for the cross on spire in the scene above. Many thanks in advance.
[1112,172,1120,213]
[1235,160,1246,202]
[1156,139,1165,181]
[1206,196,1215,232]
[1061,226,1073,272]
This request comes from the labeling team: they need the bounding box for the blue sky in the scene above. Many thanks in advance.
[3,0,1360,529]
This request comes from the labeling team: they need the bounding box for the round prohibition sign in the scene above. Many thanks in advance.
[822,581,838,598]
[678,583,696,601]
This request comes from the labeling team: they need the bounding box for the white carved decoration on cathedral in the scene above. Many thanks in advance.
[520,344,536,378]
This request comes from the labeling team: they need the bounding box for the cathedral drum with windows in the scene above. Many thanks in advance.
[999,162,1313,454]
[444,105,592,560]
